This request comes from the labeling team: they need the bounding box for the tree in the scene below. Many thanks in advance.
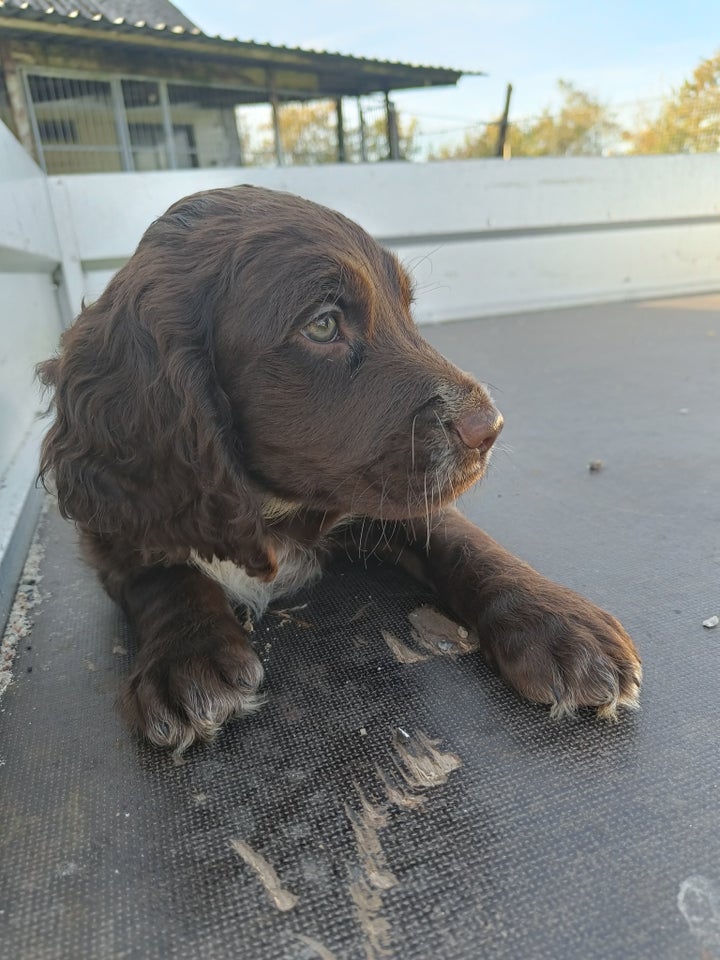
[432,80,618,159]
[243,101,418,165]
[361,112,419,162]
[431,120,518,160]
[628,52,720,154]
[519,81,618,156]
[256,102,338,165]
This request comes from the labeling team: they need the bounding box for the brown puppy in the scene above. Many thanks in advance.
[38,185,641,752]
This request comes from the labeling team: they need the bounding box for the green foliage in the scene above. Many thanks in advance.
[433,80,618,160]
[245,101,418,165]
[431,123,502,160]
[364,113,419,162]
[518,81,619,156]
[240,51,720,165]
[627,52,720,154]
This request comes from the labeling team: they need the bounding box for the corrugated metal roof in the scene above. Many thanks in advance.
[93,1,198,30]
[0,0,475,84]
[0,0,202,32]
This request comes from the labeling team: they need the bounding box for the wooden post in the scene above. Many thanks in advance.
[158,79,178,169]
[357,97,368,162]
[385,92,400,160]
[335,97,346,162]
[232,108,245,167]
[0,44,39,163]
[495,83,513,159]
[268,71,284,166]
[110,77,133,171]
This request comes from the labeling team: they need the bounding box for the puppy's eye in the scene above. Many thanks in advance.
[302,311,340,344]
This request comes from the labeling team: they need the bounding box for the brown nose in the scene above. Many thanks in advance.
[451,409,504,453]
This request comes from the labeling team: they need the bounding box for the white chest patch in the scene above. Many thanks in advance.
[190,542,322,618]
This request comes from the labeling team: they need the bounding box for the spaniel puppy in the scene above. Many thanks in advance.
[39,186,641,751]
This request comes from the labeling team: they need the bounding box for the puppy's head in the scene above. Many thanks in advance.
[39,186,501,565]
[186,187,501,520]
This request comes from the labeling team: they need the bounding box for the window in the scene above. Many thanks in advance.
[26,70,244,174]
[37,119,78,144]
[27,75,123,173]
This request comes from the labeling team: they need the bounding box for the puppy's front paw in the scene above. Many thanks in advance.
[120,630,264,753]
[484,581,641,719]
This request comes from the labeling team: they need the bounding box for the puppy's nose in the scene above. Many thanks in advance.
[451,409,504,453]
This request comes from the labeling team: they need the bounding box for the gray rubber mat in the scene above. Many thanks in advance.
[2,298,719,960]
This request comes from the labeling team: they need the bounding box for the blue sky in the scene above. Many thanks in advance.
[176,1,718,151]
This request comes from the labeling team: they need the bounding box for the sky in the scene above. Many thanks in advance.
[175,0,719,153]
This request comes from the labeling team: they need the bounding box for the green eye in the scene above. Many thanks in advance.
[303,312,340,343]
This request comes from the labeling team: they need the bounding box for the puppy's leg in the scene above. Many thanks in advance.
[348,510,641,718]
[85,534,263,751]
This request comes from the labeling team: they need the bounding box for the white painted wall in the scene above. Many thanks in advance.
[0,124,65,627]
[49,156,720,323]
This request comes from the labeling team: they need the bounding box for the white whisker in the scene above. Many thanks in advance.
[410,414,419,470]
[434,411,451,448]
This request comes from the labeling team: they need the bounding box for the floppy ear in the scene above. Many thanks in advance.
[38,209,276,580]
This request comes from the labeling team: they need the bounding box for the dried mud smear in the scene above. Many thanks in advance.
[346,789,397,959]
[229,838,298,912]
[382,606,479,666]
[381,629,429,664]
[293,934,338,960]
[347,729,463,959]
[392,729,462,791]
[407,606,480,658]
[0,530,46,700]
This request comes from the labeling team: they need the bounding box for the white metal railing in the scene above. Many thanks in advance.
[49,154,720,323]
[0,123,64,629]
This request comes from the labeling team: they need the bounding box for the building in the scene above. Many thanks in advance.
[0,0,470,173]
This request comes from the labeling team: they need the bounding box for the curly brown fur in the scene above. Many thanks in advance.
[39,185,641,751]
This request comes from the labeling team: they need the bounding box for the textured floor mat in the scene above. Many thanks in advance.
[1,299,719,959]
